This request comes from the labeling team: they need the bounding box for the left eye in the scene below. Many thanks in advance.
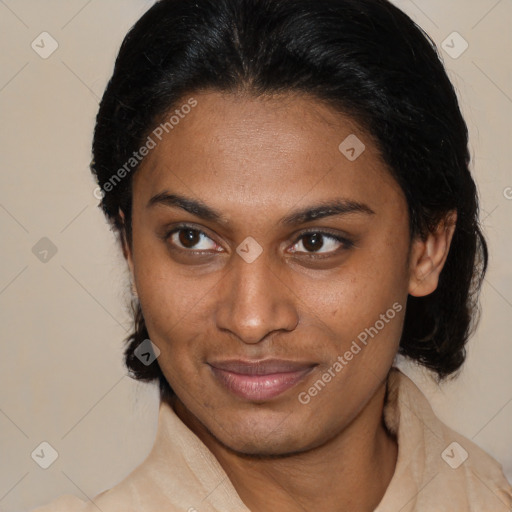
[290,232,349,254]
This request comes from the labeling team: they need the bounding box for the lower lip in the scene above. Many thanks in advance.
[209,366,314,401]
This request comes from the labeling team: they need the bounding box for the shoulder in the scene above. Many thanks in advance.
[31,487,136,512]
[381,368,512,511]
[436,420,512,510]
[30,487,185,512]
[30,488,136,512]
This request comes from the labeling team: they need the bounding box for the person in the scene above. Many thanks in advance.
[33,0,512,510]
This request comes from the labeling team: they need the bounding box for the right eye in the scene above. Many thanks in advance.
[166,226,223,253]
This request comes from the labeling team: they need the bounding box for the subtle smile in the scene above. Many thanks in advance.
[208,359,316,401]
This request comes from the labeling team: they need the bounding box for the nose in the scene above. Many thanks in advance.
[214,251,299,345]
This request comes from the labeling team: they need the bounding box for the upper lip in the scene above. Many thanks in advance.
[208,359,316,375]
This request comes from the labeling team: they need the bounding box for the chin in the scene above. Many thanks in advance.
[222,431,309,457]
[211,411,315,457]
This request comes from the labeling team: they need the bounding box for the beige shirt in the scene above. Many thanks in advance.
[34,368,512,511]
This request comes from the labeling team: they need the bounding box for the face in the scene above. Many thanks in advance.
[125,91,417,456]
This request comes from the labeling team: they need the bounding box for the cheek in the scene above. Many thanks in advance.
[304,240,408,336]
[131,241,212,368]
[132,225,204,318]
[136,268,211,398]
[300,237,408,396]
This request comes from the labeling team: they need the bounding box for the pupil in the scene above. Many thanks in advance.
[179,229,200,248]
[303,233,323,252]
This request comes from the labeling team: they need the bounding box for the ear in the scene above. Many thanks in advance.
[408,211,457,297]
[119,208,135,284]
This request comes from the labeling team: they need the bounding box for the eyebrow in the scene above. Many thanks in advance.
[281,199,375,225]
[147,192,375,226]
[147,192,227,223]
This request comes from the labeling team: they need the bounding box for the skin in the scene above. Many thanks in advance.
[122,91,456,512]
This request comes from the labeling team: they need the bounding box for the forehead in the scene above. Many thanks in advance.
[132,91,402,218]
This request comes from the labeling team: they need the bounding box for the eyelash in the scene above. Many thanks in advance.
[164,223,354,258]
[289,230,355,259]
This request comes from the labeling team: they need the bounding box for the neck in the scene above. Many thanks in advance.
[173,379,397,512]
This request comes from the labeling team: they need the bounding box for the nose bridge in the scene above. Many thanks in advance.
[214,250,298,344]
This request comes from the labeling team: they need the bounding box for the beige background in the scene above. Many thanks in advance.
[0,1,510,510]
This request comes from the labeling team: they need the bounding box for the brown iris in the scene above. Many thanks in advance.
[179,229,201,248]
[302,233,324,252]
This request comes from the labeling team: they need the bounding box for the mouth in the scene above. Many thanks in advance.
[208,359,317,401]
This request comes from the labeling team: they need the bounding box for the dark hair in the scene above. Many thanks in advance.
[91,0,487,400]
